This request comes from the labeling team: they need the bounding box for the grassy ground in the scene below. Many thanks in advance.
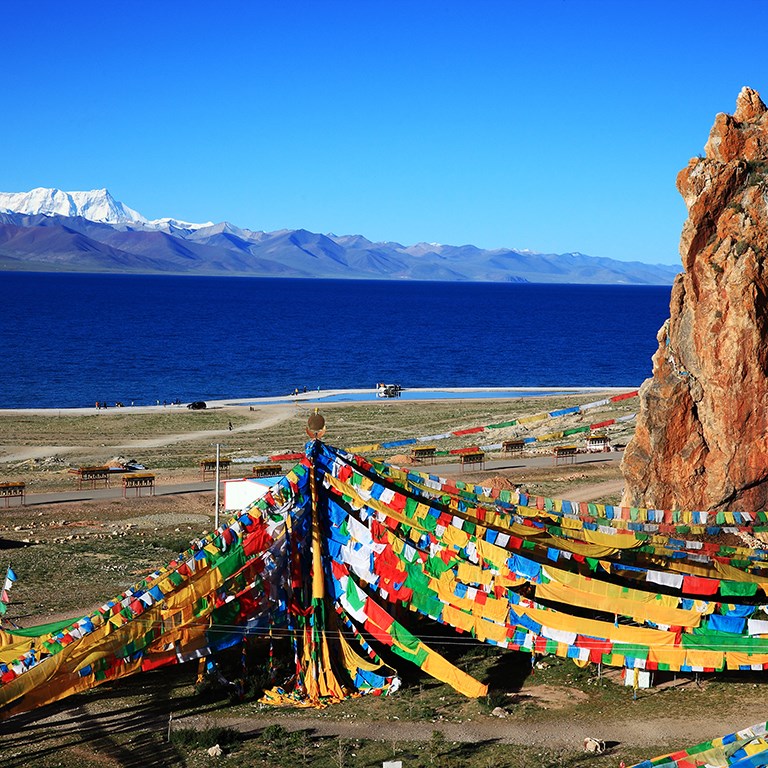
[0,409,252,447]
[3,392,736,768]
[0,494,213,620]
[0,392,636,493]
[1,642,762,767]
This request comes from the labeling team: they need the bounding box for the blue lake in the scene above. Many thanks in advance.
[0,272,673,408]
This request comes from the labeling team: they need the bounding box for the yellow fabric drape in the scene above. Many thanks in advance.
[647,646,687,667]
[545,535,618,558]
[419,644,488,698]
[684,648,724,668]
[476,538,511,569]
[715,561,768,585]
[726,651,768,669]
[441,605,475,633]
[543,563,707,611]
[0,544,239,715]
[338,629,392,677]
[348,443,381,453]
[456,562,494,587]
[535,581,703,628]
[580,529,643,550]
[0,633,36,665]
[514,602,676,648]
[474,616,509,645]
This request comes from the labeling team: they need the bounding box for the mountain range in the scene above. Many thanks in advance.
[0,188,680,284]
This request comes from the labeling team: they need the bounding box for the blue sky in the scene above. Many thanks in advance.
[2,1,766,265]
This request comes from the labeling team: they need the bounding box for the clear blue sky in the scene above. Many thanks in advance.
[2,0,766,265]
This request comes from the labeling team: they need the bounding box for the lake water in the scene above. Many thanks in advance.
[0,272,673,408]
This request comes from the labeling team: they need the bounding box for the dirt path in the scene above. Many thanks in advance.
[178,710,745,751]
[0,445,75,463]
[114,405,294,451]
[0,405,295,463]
[9,693,750,762]
[560,478,625,502]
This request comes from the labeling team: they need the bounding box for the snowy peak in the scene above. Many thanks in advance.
[0,187,147,225]
[150,217,215,232]
[0,187,213,230]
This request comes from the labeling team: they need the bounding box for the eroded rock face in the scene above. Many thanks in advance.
[621,87,768,512]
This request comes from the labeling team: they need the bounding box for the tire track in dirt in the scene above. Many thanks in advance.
[0,406,295,463]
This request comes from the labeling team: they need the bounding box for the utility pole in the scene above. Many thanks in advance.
[211,442,226,529]
[215,442,221,529]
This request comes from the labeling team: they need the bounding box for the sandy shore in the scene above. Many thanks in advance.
[0,385,633,415]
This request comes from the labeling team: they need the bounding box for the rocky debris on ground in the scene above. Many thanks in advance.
[551,473,588,483]
[623,87,768,511]
[583,737,606,754]
[478,476,518,491]
[12,455,68,469]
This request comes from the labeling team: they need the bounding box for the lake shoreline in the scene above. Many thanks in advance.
[0,385,636,414]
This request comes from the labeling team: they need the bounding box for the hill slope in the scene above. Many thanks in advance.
[0,189,680,284]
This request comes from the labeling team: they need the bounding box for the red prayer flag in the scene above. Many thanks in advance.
[682,575,720,596]
[364,597,395,633]
[609,391,638,402]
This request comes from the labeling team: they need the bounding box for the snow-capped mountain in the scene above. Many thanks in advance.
[0,188,212,230]
[0,188,681,284]
[0,188,147,225]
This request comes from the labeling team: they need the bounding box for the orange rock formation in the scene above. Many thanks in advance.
[621,87,768,512]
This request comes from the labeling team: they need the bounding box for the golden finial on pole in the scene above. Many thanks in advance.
[306,408,326,440]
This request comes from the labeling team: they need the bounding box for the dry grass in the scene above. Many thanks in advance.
[0,391,636,494]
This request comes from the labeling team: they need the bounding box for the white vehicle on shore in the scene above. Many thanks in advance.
[376,382,403,398]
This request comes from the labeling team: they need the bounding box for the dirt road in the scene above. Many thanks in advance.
[0,405,295,464]
[182,710,744,751]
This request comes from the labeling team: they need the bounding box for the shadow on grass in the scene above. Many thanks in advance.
[0,538,32,551]
[481,649,533,691]
[0,666,243,768]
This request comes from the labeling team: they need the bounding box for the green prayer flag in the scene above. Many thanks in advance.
[390,620,421,652]
[391,642,429,667]
[426,555,451,578]
[345,577,367,612]
[168,571,184,587]
[720,580,758,597]
[612,642,650,661]
[421,512,438,533]
[217,547,246,579]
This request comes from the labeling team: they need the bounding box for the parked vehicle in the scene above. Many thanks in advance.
[376,383,402,398]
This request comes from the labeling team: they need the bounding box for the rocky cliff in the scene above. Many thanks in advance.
[621,87,768,511]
